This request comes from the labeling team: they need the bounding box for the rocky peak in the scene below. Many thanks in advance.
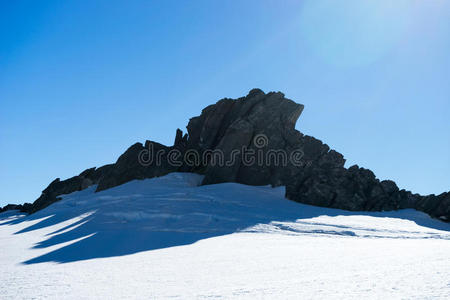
[5,89,448,222]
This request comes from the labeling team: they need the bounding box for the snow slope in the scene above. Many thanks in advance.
[0,173,449,299]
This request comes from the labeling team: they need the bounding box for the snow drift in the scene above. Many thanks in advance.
[1,173,449,299]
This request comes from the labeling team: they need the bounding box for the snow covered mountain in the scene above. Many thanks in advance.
[1,173,449,299]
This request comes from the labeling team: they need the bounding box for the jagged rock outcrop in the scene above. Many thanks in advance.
[95,141,178,192]
[414,192,450,221]
[0,204,26,213]
[285,165,403,212]
[182,88,319,186]
[25,165,114,214]
[3,89,448,222]
[179,89,346,188]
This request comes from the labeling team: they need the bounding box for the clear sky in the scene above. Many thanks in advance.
[1,0,449,206]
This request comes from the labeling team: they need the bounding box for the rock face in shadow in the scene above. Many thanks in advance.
[24,165,114,214]
[4,89,448,222]
[182,88,324,186]
[0,204,27,213]
[95,141,179,192]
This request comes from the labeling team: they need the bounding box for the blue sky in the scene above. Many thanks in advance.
[1,0,449,206]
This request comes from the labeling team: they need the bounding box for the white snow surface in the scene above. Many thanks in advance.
[0,173,449,299]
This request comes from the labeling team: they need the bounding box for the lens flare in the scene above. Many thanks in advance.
[299,0,413,68]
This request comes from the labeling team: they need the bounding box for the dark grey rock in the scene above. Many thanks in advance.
[24,165,114,214]
[184,90,309,186]
[96,141,178,192]
[414,192,450,221]
[0,204,23,213]
[18,89,449,222]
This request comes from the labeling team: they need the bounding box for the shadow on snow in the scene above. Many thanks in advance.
[1,173,449,264]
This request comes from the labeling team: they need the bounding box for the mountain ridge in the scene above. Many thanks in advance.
[2,89,449,221]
